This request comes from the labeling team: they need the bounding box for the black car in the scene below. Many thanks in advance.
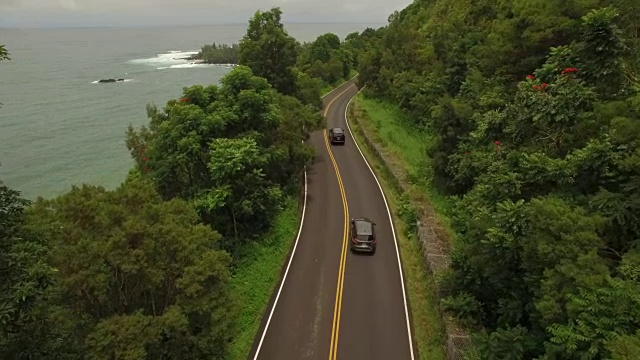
[329,127,345,145]
[350,217,377,254]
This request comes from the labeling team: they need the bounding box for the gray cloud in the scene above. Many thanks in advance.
[0,0,411,27]
[2,0,411,19]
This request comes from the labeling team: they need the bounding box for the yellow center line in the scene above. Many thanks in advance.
[323,84,355,360]
[325,130,348,360]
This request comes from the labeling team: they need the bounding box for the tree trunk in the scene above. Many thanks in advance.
[231,207,239,243]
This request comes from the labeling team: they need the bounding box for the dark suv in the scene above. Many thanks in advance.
[329,127,345,145]
[350,217,377,254]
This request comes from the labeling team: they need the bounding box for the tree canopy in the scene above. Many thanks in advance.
[193,8,358,110]
[351,1,640,358]
[239,8,299,96]
[0,45,8,61]
[0,177,53,358]
[0,10,358,358]
[0,178,236,359]
[125,65,323,251]
[191,43,239,64]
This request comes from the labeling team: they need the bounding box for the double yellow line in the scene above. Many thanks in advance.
[323,84,354,360]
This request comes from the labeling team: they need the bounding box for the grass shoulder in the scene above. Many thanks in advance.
[347,95,448,360]
[351,95,457,242]
[226,195,301,359]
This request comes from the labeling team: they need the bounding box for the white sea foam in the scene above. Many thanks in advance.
[129,50,239,70]
[129,50,199,66]
[156,63,237,70]
[91,78,134,84]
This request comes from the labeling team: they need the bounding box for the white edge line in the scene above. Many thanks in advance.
[343,87,416,360]
[252,75,357,360]
[321,73,359,98]
[252,169,307,359]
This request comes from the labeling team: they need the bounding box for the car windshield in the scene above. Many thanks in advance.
[354,220,373,241]
[333,128,344,134]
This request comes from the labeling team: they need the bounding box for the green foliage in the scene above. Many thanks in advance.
[199,137,284,250]
[0,45,8,61]
[125,65,318,250]
[355,0,640,357]
[574,7,629,98]
[1,8,358,359]
[398,195,418,235]
[227,197,300,358]
[297,33,352,85]
[0,178,56,358]
[239,7,299,96]
[192,42,239,64]
[472,326,538,360]
[194,13,359,109]
[0,178,238,359]
[309,33,340,63]
[293,69,324,109]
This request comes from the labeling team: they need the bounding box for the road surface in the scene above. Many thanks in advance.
[250,79,415,360]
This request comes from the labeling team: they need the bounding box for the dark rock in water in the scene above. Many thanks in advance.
[98,78,127,83]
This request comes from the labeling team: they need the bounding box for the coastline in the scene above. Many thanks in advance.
[179,56,238,66]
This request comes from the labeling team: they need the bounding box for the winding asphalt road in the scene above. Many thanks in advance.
[249,79,415,360]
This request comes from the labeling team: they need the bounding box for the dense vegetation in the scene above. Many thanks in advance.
[352,0,640,359]
[190,43,239,64]
[0,7,358,359]
[193,8,358,106]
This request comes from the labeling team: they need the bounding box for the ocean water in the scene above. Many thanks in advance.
[0,23,382,200]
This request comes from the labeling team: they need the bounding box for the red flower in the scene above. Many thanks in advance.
[533,85,541,90]
[178,97,190,102]
[526,74,535,80]
[494,141,501,145]
[561,67,578,75]
[541,83,548,88]
[142,157,148,161]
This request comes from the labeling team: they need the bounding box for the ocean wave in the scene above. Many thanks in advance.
[91,78,134,84]
[156,63,237,70]
[128,50,199,66]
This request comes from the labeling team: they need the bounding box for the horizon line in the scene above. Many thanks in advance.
[0,21,387,30]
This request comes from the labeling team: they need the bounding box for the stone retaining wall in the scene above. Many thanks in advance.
[347,104,471,360]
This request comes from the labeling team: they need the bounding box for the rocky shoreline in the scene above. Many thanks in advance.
[174,55,238,67]
[179,57,204,63]
[178,56,237,67]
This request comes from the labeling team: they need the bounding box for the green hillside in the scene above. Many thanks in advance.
[350,0,640,358]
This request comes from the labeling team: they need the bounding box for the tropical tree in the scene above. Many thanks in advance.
[0,178,57,358]
[26,179,236,359]
[352,1,640,357]
[239,7,299,96]
[125,65,321,248]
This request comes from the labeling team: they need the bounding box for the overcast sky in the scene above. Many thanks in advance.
[0,0,412,27]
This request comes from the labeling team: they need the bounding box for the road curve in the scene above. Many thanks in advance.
[249,79,357,360]
[249,79,415,360]
[327,84,415,360]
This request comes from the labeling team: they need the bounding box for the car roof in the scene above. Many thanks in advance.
[331,127,344,133]
[353,218,374,235]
